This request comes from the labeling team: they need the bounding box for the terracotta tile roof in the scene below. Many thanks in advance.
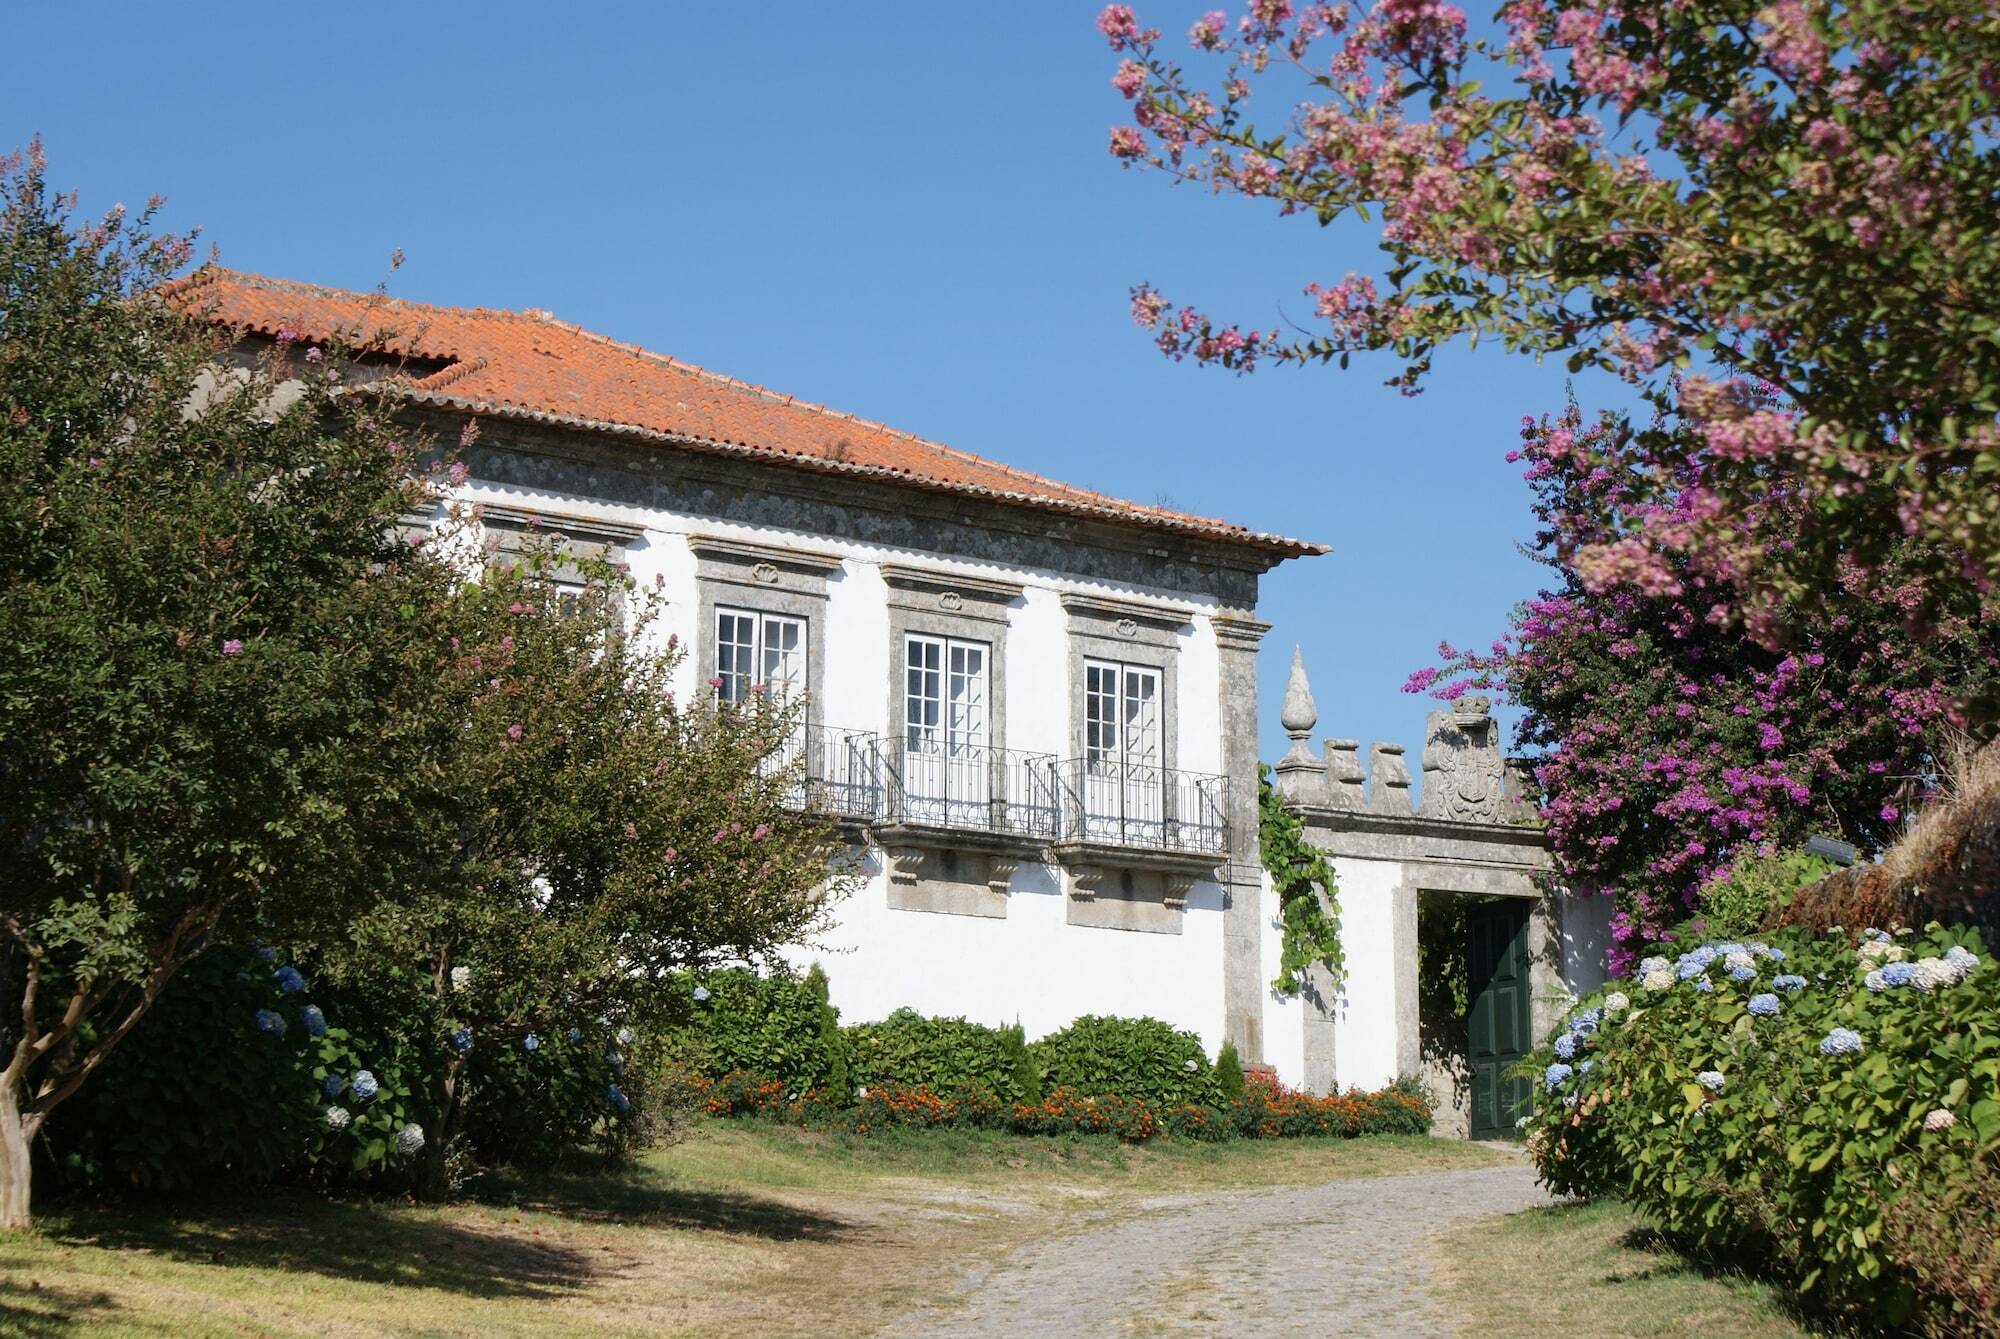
[163,267,1324,559]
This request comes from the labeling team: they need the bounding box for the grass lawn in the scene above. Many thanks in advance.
[0,1120,1508,1338]
[1431,1198,1822,1339]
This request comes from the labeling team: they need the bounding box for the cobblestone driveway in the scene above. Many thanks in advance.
[882,1160,1548,1337]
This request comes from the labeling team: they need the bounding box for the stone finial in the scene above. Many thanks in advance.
[1280,646,1317,735]
[1323,738,1366,810]
[1273,647,1329,808]
[1419,696,1507,823]
[1366,743,1415,815]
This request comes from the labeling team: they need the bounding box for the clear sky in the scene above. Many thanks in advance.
[6,2,1640,766]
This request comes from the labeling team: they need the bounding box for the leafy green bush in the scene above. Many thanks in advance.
[1215,1040,1246,1103]
[44,947,437,1194]
[844,1009,1034,1103]
[1526,925,1997,1336]
[1694,848,1840,941]
[1030,1015,1217,1109]
[680,968,834,1092]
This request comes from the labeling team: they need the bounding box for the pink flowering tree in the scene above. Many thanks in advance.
[1097,1,2000,629]
[1414,407,2000,971]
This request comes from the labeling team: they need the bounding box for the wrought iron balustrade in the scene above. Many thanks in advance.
[888,740,1060,840]
[1053,757,1229,856]
[762,725,887,821]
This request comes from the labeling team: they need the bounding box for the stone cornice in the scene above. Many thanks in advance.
[878,563,1024,606]
[686,534,844,576]
[1211,614,1274,651]
[477,501,644,546]
[1291,806,1552,870]
[1059,592,1194,635]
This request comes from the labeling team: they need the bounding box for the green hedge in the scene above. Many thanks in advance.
[1526,925,1998,1336]
[846,1009,1038,1104]
[1030,1015,1218,1109]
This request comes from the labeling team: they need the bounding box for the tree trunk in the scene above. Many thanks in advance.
[0,1070,34,1231]
[415,1063,463,1202]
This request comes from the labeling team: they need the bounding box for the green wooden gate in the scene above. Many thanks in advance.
[1466,898,1534,1140]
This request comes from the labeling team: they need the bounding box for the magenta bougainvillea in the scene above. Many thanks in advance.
[1095,1,2000,634]
[1415,407,2000,972]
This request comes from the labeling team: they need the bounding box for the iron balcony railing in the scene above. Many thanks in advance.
[887,739,1061,840]
[1053,757,1229,857]
[764,724,888,821]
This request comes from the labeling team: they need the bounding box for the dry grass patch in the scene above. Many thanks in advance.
[0,1122,1511,1338]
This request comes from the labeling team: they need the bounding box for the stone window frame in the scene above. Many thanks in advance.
[1059,593,1190,777]
[880,564,1023,771]
[479,502,644,621]
[688,536,842,716]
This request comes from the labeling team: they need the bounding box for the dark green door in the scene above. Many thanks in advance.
[1466,899,1534,1139]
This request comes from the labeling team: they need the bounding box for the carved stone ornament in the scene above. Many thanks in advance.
[938,590,964,611]
[1272,647,1330,808]
[1114,617,1139,638]
[1418,694,1507,823]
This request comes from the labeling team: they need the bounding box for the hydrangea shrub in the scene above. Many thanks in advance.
[1525,925,1997,1332]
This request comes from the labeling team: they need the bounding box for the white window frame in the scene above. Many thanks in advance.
[1083,658,1164,841]
[903,633,991,817]
[714,606,807,705]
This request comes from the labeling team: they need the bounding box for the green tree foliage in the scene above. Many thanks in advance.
[310,531,849,1198]
[0,147,465,1227]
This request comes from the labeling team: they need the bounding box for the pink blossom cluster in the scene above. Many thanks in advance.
[1415,407,1997,972]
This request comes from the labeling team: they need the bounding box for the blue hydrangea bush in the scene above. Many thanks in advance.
[1524,924,1999,1334]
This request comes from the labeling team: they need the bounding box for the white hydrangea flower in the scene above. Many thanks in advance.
[1864,969,1888,993]
[450,966,471,991]
[1910,957,1957,991]
[1924,1108,1957,1132]
[1724,951,1755,974]
[1603,992,1631,1014]
[1857,940,1905,966]
[324,1105,351,1130]
[616,1026,637,1046]
[394,1123,426,1157]
[1697,1070,1725,1093]
[1638,956,1670,976]
[1641,969,1674,992]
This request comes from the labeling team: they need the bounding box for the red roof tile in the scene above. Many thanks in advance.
[164,267,1324,558]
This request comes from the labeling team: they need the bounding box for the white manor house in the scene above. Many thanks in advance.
[184,268,1612,1138]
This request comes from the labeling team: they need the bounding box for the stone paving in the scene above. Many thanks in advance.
[882,1159,1549,1337]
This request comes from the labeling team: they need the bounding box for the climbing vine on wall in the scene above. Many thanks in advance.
[1258,766,1343,995]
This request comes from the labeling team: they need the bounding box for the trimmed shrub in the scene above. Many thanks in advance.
[845,1009,1029,1102]
[1031,1015,1218,1108]
[681,968,834,1092]
[1526,924,1998,1336]
[1003,1022,1042,1105]
[1215,1039,1246,1103]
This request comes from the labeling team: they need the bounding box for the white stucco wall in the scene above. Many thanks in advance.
[462,483,1236,1051]
[1328,857,1405,1091]
[1257,869,1307,1090]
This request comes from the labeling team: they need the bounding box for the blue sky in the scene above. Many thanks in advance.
[7,2,1638,765]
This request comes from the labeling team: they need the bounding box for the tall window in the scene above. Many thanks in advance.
[1083,659,1164,840]
[1084,660,1160,770]
[904,634,989,816]
[715,607,805,703]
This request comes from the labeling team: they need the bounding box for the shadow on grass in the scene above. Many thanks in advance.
[1615,1222,1836,1334]
[470,1153,851,1242]
[28,1194,604,1302]
[0,1276,152,1339]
